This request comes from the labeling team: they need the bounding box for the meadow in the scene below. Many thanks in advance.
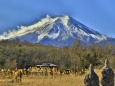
[0,69,101,86]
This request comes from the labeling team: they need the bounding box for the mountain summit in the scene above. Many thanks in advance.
[0,15,115,47]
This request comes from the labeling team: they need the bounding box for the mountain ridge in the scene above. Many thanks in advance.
[0,15,115,47]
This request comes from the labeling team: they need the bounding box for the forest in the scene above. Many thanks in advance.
[0,39,115,72]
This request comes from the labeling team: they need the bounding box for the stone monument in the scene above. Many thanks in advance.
[84,64,99,86]
[101,59,114,86]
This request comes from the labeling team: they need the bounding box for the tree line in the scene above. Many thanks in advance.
[0,39,115,72]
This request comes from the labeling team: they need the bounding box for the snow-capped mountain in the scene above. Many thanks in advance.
[0,15,115,47]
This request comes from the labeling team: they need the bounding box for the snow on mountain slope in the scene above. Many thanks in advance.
[0,15,113,47]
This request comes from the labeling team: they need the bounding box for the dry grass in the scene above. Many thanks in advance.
[0,69,104,86]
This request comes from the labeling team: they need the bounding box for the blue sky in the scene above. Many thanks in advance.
[0,0,115,37]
